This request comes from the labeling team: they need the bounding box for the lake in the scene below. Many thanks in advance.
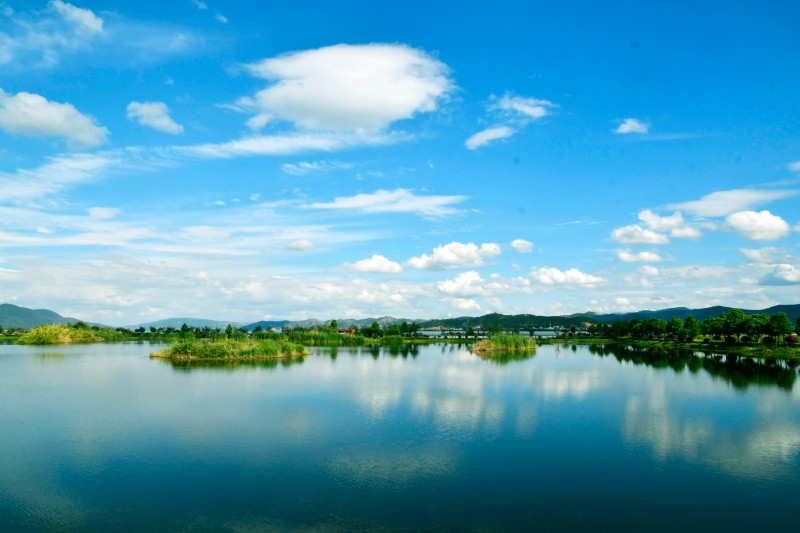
[1,341,798,531]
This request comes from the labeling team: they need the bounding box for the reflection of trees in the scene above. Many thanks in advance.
[160,357,306,372]
[587,343,797,390]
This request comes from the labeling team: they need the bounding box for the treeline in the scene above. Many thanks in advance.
[586,309,797,344]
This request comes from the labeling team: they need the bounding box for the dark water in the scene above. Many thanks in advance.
[1,342,799,532]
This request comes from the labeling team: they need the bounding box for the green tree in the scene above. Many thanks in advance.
[329,319,339,331]
[768,312,793,342]
[667,317,684,339]
[466,326,475,337]
[644,318,668,339]
[723,309,748,342]
[225,324,234,338]
[702,315,724,340]
[683,316,701,341]
[387,324,401,336]
[744,314,769,341]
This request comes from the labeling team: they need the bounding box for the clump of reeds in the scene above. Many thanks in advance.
[472,333,536,358]
[150,338,308,361]
[16,324,101,345]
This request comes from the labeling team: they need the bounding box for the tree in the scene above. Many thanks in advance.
[683,316,701,341]
[667,317,684,339]
[253,325,263,333]
[466,326,475,337]
[723,309,748,343]
[387,324,401,336]
[744,314,769,341]
[768,312,793,342]
[225,324,234,338]
[702,315,724,340]
[644,318,667,339]
[329,319,338,331]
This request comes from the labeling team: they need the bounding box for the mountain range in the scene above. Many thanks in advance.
[1,303,798,331]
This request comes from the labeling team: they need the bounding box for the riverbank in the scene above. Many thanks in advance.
[537,336,800,360]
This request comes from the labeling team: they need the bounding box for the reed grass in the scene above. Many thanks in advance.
[150,338,308,361]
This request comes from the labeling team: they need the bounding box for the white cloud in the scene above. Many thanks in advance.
[616,249,664,263]
[725,210,791,241]
[0,89,108,147]
[215,14,228,24]
[281,160,353,176]
[638,210,683,231]
[490,93,555,121]
[449,297,481,311]
[666,189,797,217]
[50,0,103,33]
[615,118,649,134]
[464,126,515,150]
[529,266,604,287]
[610,224,670,245]
[670,226,702,238]
[191,0,208,9]
[126,101,184,134]
[740,247,788,264]
[639,265,660,276]
[88,207,119,219]
[243,43,452,131]
[309,188,466,217]
[510,239,533,253]
[761,264,800,285]
[408,242,501,270]
[615,297,630,306]
[788,161,800,172]
[285,239,315,251]
[344,254,403,274]
[175,130,406,159]
[437,271,486,296]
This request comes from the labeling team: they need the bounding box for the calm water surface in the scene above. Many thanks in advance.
[1,342,799,531]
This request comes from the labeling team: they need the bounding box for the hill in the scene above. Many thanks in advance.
[587,304,800,324]
[419,312,594,329]
[0,303,84,330]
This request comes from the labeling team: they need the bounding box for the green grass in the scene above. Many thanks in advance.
[472,333,536,358]
[150,338,309,361]
[16,324,101,345]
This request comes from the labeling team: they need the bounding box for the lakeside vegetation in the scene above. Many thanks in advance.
[15,323,129,345]
[472,333,536,361]
[150,338,308,361]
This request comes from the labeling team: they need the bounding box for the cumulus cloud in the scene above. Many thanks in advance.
[0,89,108,147]
[449,297,481,311]
[610,224,670,245]
[637,210,700,239]
[761,264,800,285]
[615,118,649,134]
[127,101,183,134]
[407,242,501,270]
[242,43,452,131]
[725,210,790,241]
[510,239,533,253]
[344,254,403,274]
[285,239,315,251]
[529,266,604,287]
[437,271,486,296]
[51,0,104,33]
[666,189,797,217]
[464,126,515,150]
[309,188,466,217]
[616,249,663,263]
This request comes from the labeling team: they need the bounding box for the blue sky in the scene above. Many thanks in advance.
[1,0,799,325]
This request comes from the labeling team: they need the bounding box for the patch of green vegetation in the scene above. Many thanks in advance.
[16,324,102,345]
[150,338,308,361]
[472,333,536,359]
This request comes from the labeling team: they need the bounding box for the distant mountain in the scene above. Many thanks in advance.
[588,304,800,324]
[273,316,417,330]
[0,303,84,330]
[126,318,247,330]
[244,320,292,331]
[419,312,594,329]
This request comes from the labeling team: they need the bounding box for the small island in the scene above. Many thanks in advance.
[150,338,309,362]
[472,333,536,357]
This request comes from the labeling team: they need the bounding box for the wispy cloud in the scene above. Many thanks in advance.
[465,126,515,150]
[465,92,555,149]
[666,188,798,217]
[309,189,467,218]
[281,160,354,176]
